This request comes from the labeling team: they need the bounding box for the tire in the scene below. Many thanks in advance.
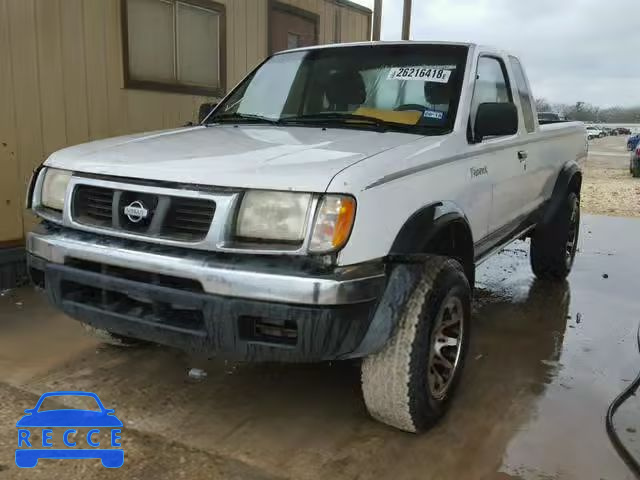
[632,158,640,178]
[361,256,471,433]
[530,191,580,280]
[82,324,146,347]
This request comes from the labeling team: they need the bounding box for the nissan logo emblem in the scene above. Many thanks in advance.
[123,201,149,223]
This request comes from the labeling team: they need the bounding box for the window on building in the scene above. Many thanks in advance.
[123,0,226,96]
[287,33,301,49]
[509,56,536,132]
[269,2,318,53]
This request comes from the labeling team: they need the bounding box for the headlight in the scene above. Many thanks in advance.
[41,168,72,211]
[309,195,356,253]
[236,191,312,242]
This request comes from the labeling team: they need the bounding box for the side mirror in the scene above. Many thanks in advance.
[474,102,518,142]
[198,102,218,124]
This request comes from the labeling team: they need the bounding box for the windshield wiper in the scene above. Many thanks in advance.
[282,113,391,131]
[208,112,439,134]
[207,113,281,125]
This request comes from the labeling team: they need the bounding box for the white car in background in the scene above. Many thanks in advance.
[586,126,603,140]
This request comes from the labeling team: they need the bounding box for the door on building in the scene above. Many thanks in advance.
[270,2,318,53]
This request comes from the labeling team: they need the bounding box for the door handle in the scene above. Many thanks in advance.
[517,150,528,161]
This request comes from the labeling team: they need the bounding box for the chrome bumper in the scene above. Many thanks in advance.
[27,226,385,306]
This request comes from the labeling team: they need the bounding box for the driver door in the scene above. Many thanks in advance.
[469,55,528,236]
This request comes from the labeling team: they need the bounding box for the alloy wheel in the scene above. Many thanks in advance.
[565,199,580,268]
[428,295,464,400]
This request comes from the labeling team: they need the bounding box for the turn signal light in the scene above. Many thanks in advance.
[309,195,357,253]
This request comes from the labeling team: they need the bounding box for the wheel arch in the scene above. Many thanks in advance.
[543,161,582,226]
[389,201,475,285]
[349,203,474,360]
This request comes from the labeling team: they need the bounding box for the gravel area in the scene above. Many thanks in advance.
[582,137,640,218]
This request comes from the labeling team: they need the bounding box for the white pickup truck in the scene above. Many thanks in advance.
[26,41,586,433]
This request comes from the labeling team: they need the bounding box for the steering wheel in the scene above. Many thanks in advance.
[395,104,427,112]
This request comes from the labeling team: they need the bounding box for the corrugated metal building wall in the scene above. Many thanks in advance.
[0,0,371,287]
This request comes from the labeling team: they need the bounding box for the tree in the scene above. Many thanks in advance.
[534,99,640,123]
[535,98,552,112]
[563,102,600,122]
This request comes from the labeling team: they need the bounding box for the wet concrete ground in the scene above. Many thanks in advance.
[0,214,639,479]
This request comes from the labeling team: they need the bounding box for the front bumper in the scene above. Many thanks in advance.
[27,224,387,361]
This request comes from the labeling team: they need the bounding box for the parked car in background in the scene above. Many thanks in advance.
[586,126,603,140]
[627,133,640,151]
[617,127,632,135]
[630,144,640,177]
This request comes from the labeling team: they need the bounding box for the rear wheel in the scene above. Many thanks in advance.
[361,256,471,433]
[530,192,580,280]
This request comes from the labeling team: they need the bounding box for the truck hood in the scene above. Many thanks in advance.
[45,125,423,192]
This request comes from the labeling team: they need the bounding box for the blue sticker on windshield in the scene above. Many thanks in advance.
[424,110,445,121]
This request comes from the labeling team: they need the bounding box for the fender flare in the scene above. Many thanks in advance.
[389,201,473,254]
[389,201,474,276]
[347,204,473,358]
[542,161,582,225]
[344,262,426,358]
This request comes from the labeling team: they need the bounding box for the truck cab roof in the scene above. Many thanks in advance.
[277,40,513,59]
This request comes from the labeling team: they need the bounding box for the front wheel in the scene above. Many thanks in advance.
[361,256,471,433]
[530,192,580,280]
[632,158,640,178]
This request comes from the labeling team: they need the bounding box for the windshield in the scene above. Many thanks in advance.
[207,45,469,135]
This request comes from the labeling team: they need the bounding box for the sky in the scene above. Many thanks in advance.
[351,0,639,108]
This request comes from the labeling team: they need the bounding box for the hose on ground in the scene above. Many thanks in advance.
[606,321,640,479]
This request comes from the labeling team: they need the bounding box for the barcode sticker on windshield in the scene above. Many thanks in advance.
[388,67,452,83]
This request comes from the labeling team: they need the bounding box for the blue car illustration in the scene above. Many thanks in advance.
[16,391,123,468]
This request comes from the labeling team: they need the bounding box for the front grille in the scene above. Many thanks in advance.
[163,197,216,240]
[74,186,114,227]
[72,185,216,242]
